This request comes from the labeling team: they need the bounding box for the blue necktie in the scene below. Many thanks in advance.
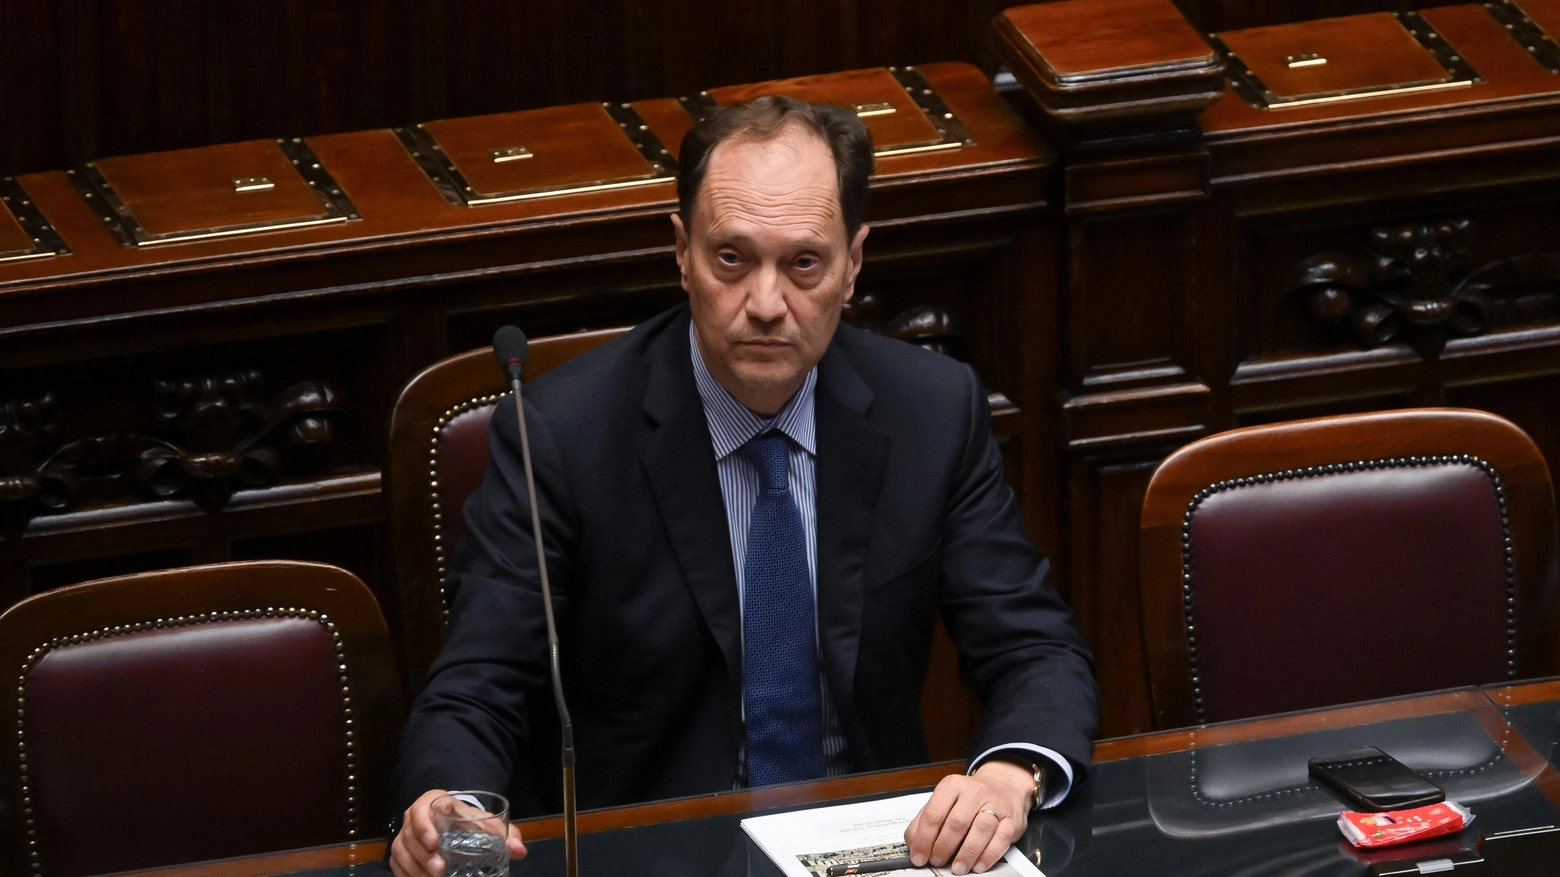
[741,431,825,785]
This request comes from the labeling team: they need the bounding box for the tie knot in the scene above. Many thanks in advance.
[743,432,791,494]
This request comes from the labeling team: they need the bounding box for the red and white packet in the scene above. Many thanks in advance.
[1338,801,1474,848]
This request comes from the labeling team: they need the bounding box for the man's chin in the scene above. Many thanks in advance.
[729,368,799,389]
[727,364,807,397]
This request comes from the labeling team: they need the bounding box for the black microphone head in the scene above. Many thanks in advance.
[493,326,529,378]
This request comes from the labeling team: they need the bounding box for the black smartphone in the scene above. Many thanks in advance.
[1308,747,1445,812]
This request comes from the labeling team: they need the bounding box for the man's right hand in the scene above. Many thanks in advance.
[390,789,527,877]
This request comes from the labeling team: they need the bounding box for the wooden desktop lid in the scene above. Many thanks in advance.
[698,67,962,155]
[1523,0,1560,41]
[409,102,675,205]
[1215,11,1468,106]
[1002,0,1218,84]
[994,0,1225,122]
[68,138,357,246]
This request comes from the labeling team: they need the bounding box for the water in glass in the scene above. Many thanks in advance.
[439,828,508,877]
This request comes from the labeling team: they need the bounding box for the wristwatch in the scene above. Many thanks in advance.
[1025,762,1046,811]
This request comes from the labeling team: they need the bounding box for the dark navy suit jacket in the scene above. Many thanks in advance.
[392,304,1099,816]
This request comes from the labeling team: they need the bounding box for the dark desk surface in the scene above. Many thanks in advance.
[107,684,1560,877]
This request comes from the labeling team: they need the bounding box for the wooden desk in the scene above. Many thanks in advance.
[107,685,1560,877]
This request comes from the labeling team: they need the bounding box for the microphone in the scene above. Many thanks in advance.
[492,325,578,877]
[492,325,528,384]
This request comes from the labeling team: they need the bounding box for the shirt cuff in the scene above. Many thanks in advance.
[967,743,1075,810]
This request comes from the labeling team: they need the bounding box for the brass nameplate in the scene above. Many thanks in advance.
[1285,53,1327,68]
[232,176,275,192]
[491,147,533,163]
[852,101,896,117]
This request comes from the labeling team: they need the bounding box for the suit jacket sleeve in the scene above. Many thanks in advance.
[937,364,1100,780]
[390,392,576,816]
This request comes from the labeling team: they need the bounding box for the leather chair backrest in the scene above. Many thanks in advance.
[0,561,401,877]
[386,328,629,694]
[1139,408,1560,730]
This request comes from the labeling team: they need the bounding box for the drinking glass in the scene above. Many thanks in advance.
[432,791,511,877]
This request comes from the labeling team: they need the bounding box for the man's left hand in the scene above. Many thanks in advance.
[904,761,1033,875]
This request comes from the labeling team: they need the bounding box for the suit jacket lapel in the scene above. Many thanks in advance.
[813,339,889,767]
[640,316,743,689]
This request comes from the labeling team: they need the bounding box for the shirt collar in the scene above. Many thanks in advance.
[688,321,817,460]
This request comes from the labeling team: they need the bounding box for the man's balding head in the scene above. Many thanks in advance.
[676,96,874,242]
[670,98,876,417]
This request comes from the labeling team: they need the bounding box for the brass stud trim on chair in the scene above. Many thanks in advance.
[1178,454,1516,727]
[15,608,361,875]
[430,392,505,624]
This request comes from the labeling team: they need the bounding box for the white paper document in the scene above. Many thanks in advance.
[740,792,1046,877]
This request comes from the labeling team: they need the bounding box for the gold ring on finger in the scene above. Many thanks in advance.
[980,808,1000,819]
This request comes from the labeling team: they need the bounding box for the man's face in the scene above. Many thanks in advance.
[673,122,869,416]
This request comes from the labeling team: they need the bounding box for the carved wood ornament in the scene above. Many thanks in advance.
[0,394,63,536]
[1283,218,1560,359]
[842,292,968,359]
[0,373,342,534]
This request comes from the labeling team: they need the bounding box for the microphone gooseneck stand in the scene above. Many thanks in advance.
[496,326,578,877]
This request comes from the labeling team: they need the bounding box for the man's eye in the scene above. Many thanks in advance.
[795,257,818,270]
[717,252,740,265]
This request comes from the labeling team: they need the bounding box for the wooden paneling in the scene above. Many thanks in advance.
[0,0,1012,177]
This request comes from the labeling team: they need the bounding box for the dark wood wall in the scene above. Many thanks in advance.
[1,0,1014,176]
[1173,0,1464,29]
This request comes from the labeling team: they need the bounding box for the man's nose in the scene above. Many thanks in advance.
[745,265,787,323]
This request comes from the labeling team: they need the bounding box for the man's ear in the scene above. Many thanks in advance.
[841,223,870,303]
[671,212,691,292]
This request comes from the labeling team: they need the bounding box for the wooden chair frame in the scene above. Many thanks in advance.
[386,328,629,694]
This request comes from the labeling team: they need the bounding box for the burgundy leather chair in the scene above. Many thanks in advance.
[386,328,630,694]
[0,560,401,877]
[1140,408,1560,730]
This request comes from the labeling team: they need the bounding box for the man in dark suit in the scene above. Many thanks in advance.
[391,96,1098,877]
